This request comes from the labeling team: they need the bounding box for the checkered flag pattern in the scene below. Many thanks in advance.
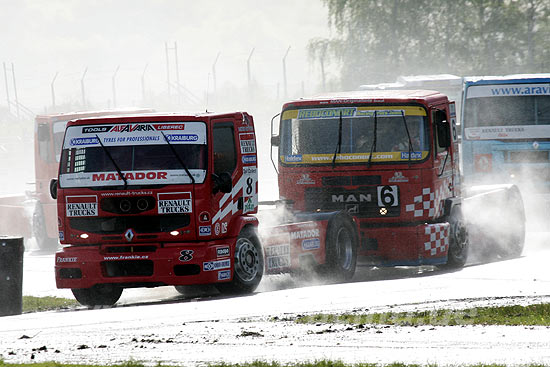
[424,223,449,256]
[405,179,451,219]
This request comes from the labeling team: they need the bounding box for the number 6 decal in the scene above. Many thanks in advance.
[377,185,398,207]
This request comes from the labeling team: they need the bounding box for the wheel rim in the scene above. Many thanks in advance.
[234,237,260,282]
[335,227,353,271]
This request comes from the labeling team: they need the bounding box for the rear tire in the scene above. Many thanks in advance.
[321,214,357,281]
[444,205,469,268]
[497,186,525,258]
[32,203,58,252]
[72,285,123,306]
[215,227,263,295]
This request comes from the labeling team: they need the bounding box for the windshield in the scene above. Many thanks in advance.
[463,83,550,140]
[59,121,207,188]
[279,106,429,165]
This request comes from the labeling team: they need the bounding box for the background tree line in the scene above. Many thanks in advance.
[309,0,550,89]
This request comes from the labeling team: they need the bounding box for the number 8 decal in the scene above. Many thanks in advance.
[377,185,398,207]
[246,177,254,195]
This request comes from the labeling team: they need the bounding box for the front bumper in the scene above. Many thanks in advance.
[358,222,450,266]
[55,239,235,289]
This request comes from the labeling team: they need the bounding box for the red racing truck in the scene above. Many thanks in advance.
[263,90,524,278]
[52,112,263,305]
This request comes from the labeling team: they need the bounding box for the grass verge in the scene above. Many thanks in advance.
[22,296,79,313]
[296,303,550,326]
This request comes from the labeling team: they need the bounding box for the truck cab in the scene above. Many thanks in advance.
[54,112,263,306]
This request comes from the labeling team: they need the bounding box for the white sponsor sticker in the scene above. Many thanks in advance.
[216,246,230,257]
[302,238,321,251]
[60,170,206,188]
[63,122,207,149]
[158,192,192,214]
[239,133,256,154]
[199,226,211,236]
[290,229,320,240]
[265,244,291,270]
[464,125,550,140]
[203,259,231,272]
[243,197,255,214]
[218,270,231,280]
[56,256,77,263]
[66,195,98,217]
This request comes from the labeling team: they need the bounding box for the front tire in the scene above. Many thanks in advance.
[72,285,123,306]
[215,227,263,295]
[321,214,357,281]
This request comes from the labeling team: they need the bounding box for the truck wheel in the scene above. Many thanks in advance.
[322,214,357,281]
[445,206,469,268]
[72,285,123,306]
[32,203,58,252]
[215,227,263,295]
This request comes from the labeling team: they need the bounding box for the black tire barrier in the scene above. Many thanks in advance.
[0,237,24,317]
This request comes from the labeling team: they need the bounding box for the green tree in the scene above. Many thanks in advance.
[310,0,550,90]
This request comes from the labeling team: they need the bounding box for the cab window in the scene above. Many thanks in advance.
[213,122,237,175]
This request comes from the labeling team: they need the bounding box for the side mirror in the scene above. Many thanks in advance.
[271,135,280,147]
[435,110,451,149]
[212,172,232,194]
[37,124,51,142]
[50,179,58,200]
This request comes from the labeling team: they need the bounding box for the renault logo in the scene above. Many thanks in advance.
[124,229,135,242]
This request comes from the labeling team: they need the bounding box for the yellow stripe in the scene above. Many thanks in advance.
[282,110,299,120]
[280,151,428,164]
[282,106,426,120]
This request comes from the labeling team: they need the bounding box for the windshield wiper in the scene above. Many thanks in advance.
[332,111,343,169]
[367,111,378,167]
[95,134,128,188]
[161,131,196,185]
[400,110,413,166]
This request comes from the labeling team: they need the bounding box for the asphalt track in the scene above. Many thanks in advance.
[1,231,549,366]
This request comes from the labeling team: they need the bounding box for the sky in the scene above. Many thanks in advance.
[0,0,333,113]
[0,0,333,197]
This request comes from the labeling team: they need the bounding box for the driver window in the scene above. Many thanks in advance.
[213,123,237,176]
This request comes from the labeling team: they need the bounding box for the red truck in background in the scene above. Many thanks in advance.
[33,109,153,250]
[262,90,525,277]
[52,112,262,305]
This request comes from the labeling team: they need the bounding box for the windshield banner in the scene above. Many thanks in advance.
[467,83,550,98]
[63,122,207,149]
[464,125,550,140]
[281,151,428,164]
[59,169,206,188]
[282,106,427,120]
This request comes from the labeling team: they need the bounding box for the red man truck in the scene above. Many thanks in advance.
[263,90,524,277]
[52,112,263,305]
